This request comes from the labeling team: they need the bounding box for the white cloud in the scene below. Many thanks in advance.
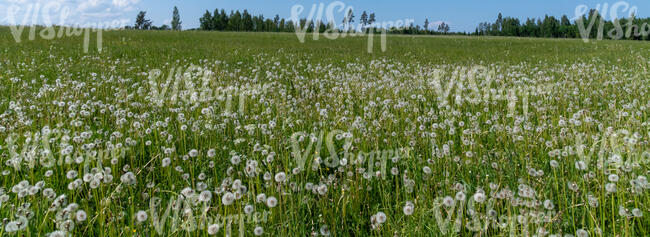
[4,0,28,3]
[111,0,139,8]
[0,0,136,27]
[76,0,105,13]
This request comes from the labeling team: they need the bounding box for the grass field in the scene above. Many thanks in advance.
[1,27,650,236]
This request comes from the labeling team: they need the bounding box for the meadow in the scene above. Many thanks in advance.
[1,27,650,236]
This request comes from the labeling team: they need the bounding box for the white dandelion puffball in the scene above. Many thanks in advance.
[632,208,643,217]
[76,210,87,222]
[455,191,466,201]
[423,166,432,174]
[576,229,589,237]
[274,172,286,183]
[256,193,267,203]
[254,226,264,236]
[403,201,414,215]
[222,192,235,205]
[443,196,455,207]
[266,196,278,208]
[320,225,331,236]
[473,192,486,203]
[605,183,617,193]
[375,211,387,224]
[199,190,212,202]
[207,224,220,235]
[136,210,148,222]
[244,204,254,214]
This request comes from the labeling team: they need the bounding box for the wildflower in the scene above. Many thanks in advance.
[4,221,19,232]
[320,225,330,236]
[605,183,617,193]
[66,170,78,179]
[317,184,328,196]
[244,204,254,214]
[632,208,643,217]
[443,196,455,207]
[543,200,554,210]
[60,219,75,231]
[266,196,278,208]
[136,210,148,222]
[274,172,286,183]
[422,166,432,174]
[67,181,79,190]
[76,210,87,222]
[43,188,56,199]
[230,155,241,165]
[256,193,266,203]
[576,229,588,237]
[254,226,264,236]
[619,206,628,217]
[49,231,67,237]
[375,212,387,223]
[83,173,94,182]
[473,192,486,203]
[567,182,579,192]
[222,192,235,205]
[120,172,137,185]
[455,192,466,201]
[181,187,195,198]
[208,223,220,235]
[587,195,599,207]
[199,190,212,202]
[403,201,414,215]
[207,149,216,158]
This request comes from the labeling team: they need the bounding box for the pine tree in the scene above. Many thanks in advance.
[171,6,182,30]
[228,11,241,31]
[368,13,376,32]
[253,15,264,31]
[134,11,152,30]
[360,11,368,27]
[279,19,286,32]
[199,10,213,30]
[559,15,571,37]
[496,13,503,32]
[438,22,450,33]
[219,9,228,31]
[273,15,280,32]
[242,10,253,31]
[211,9,220,31]
[343,9,354,31]
[424,19,430,32]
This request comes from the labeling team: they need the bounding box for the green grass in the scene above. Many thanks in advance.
[0,27,649,236]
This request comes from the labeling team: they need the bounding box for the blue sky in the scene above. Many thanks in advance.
[2,0,650,32]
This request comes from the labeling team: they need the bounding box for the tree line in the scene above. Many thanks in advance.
[198,9,295,32]
[474,11,650,40]
[196,8,459,35]
[127,7,182,30]
[126,6,461,36]
[124,6,650,41]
